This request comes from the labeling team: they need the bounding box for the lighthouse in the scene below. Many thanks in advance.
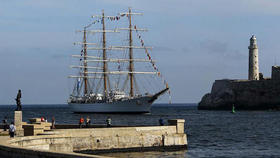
[248,35,259,80]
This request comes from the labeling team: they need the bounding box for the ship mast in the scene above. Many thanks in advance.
[118,8,147,97]
[128,8,134,97]
[102,10,109,97]
[71,9,158,98]
[83,27,88,95]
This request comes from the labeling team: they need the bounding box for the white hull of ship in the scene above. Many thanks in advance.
[68,96,153,113]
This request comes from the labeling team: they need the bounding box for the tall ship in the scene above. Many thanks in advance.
[68,8,170,113]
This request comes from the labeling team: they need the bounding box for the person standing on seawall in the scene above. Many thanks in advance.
[2,116,8,131]
[106,117,111,127]
[9,122,16,138]
[86,116,91,128]
[41,116,45,122]
[51,117,55,129]
[159,117,164,126]
[79,116,84,128]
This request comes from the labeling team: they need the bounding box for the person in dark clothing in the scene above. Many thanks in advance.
[51,117,55,129]
[2,116,8,131]
[15,89,22,111]
[159,117,164,126]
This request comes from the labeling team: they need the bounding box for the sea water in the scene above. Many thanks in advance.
[0,103,279,158]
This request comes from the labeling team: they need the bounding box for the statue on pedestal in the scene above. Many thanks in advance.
[15,89,22,111]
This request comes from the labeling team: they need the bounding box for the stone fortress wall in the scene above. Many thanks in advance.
[198,35,280,110]
[198,71,280,110]
[271,66,280,80]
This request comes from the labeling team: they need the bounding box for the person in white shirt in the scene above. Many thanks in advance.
[9,122,16,138]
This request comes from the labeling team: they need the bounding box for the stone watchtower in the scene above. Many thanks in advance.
[248,35,259,80]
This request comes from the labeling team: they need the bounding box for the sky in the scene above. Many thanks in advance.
[1,0,280,105]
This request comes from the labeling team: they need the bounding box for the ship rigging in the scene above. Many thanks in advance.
[68,8,170,113]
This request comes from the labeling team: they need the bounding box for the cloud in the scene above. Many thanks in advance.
[197,40,246,60]
[102,0,280,17]
[199,40,228,55]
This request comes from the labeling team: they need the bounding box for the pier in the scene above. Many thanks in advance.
[0,111,187,158]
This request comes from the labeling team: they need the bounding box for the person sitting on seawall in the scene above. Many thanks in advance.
[9,122,16,138]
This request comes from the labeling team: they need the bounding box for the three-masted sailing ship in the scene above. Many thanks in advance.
[68,8,169,113]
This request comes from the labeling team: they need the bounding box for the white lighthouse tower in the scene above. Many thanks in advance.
[248,35,259,80]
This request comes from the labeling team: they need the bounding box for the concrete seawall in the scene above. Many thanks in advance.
[0,119,187,158]
[0,138,106,158]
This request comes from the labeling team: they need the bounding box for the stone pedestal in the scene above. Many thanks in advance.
[14,111,24,136]
[22,124,44,136]
[168,119,185,134]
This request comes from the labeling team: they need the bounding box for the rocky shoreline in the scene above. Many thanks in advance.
[198,79,280,110]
